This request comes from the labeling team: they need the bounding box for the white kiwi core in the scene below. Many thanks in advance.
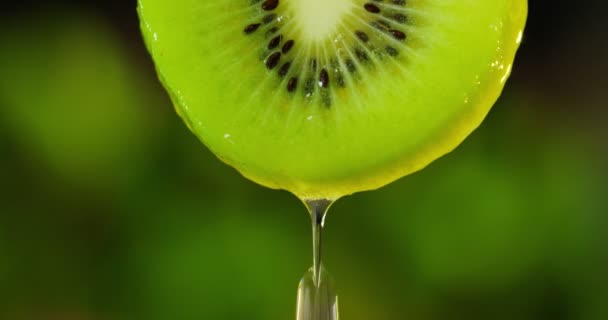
[288,0,353,42]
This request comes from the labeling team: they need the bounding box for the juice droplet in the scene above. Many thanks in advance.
[297,266,339,320]
[305,198,332,284]
[296,198,339,320]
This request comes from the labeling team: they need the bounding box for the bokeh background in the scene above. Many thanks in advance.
[1,1,606,319]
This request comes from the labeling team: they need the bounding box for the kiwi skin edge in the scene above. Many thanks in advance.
[139,1,528,201]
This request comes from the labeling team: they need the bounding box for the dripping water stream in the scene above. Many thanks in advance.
[296,199,339,320]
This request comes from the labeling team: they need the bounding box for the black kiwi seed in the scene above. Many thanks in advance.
[265,52,281,69]
[393,13,407,23]
[386,46,399,57]
[355,48,369,62]
[262,13,277,24]
[282,40,294,54]
[268,34,282,50]
[244,23,261,34]
[389,29,406,40]
[261,0,279,11]
[345,59,357,73]
[265,27,279,38]
[364,3,381,14]
[287,77,298,92]
[319,69,330,88]
[278,62,291,77]
[372,20,391,31]
[355,30,369,43]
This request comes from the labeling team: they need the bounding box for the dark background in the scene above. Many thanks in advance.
[1,1,607,319]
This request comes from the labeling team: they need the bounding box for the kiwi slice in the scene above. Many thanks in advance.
[138,0,527,200]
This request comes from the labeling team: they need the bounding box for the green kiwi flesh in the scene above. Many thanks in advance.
[138,0,528,200]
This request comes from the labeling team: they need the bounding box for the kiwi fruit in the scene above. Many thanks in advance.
[138,0,527,200]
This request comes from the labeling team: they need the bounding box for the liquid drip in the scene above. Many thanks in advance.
[297,266,339,320]
[296,199,339,320]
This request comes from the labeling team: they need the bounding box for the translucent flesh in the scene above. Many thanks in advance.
[138,0,528,200]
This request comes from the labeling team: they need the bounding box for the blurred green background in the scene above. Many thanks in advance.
[1,1,607,319]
